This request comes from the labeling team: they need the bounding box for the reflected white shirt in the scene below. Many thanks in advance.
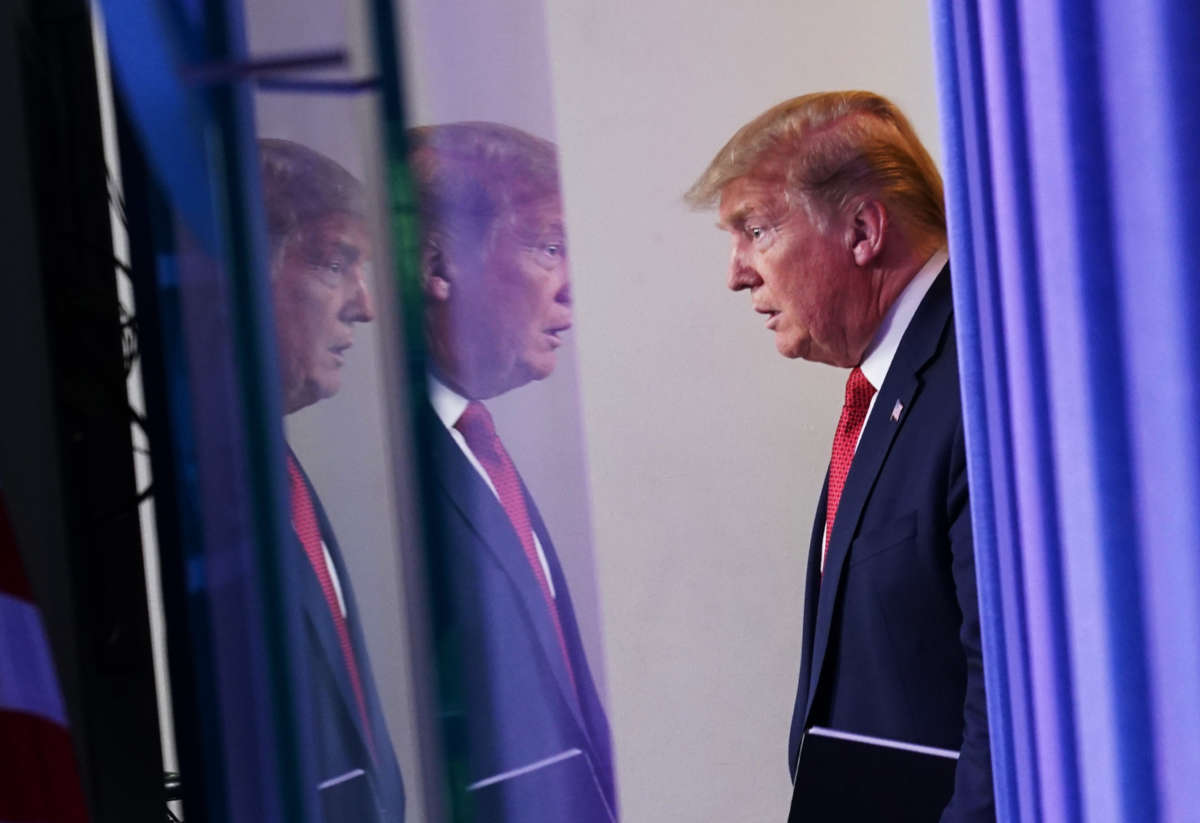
[429,375,556,597]
[323,543,346,618]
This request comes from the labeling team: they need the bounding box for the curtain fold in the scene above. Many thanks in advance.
[930,0,1200,820]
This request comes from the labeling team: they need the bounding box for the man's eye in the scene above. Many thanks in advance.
[307,257,346,279]
[532,242,566,269]
[749,226,765,240]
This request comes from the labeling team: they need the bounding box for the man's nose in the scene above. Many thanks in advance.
[727,247,759,292]
[345,268,376,322]
[555,263,572,307]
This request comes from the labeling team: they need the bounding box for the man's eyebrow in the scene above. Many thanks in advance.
[328,240,363,262]
[716,206,751,231]
[513,218,565,243]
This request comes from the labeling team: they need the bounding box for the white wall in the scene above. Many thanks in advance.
[541,2,943,819]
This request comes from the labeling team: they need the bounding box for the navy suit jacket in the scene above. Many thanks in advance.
[289,454,405,822]
[787,270,994,821]
[422,405,617,823]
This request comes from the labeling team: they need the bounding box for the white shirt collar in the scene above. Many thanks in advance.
[858,248,948,390]
[429,373,471,429]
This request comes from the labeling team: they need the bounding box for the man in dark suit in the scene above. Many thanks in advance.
[260,139,405,821]
[685,92,994,821]
[408,122,617,822]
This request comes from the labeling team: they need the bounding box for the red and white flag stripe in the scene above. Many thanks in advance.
[0,494,89,823]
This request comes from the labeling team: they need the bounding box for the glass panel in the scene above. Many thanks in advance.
[241,0,437,819]
[100,0,432,819]
[393,0,620,820]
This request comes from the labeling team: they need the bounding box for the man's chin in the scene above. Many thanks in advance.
[775,333,806,360]
[467,353,557,399]
[530,355,556,381]
[522,351,558,382]
[319,377,342,400]
[309,373,342,405]
[775,333,838,364]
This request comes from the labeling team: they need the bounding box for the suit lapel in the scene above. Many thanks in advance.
[804,269,954,722]
[425,410,589,735]
[325,537,405,797]
[314,492,401,781]
[795,472,828,729]
[524,490,611,767]
[288,452,375,761]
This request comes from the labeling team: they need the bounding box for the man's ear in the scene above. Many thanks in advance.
[848,198,887,266]
[421,234,452,302]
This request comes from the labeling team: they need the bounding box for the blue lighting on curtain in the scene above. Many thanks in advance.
[931,0,1200,820]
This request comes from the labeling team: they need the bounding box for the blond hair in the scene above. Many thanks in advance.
[685,91,945,238]
[406,122,561,258]
[258,138,365,264]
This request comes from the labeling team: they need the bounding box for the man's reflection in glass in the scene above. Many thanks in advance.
[410,122,617,822]
[259,139,405,822]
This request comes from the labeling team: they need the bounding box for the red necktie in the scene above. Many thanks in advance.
[823,367,876,572]
[287,455,375,758]
[455,401,579,698]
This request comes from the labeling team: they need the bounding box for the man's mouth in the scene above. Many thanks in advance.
[756,308,781,329]
[544,322,572,346]
[330,342,352,364]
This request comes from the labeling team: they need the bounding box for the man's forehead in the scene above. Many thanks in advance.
[299,211,368,241]
[282,215,371,270]
[508,194,565,233]
[717,175,788,227]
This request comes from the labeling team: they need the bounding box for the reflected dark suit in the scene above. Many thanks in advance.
[289,455,406,822]
[422,407,617,823]
[788,270,994,821]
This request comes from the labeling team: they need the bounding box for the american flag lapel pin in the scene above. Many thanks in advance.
[890,399,904,422]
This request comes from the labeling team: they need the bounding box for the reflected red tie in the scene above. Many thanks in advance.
[823,367,876,572]
[287,454,375,758]
[455,401,578,697]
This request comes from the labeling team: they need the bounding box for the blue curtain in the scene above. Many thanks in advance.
[930,0,1200,821]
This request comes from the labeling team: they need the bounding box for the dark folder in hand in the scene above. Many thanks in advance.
[787,727,957,822]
